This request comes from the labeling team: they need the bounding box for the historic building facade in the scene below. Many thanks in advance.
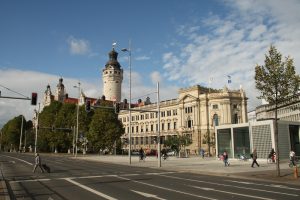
[256,94,300,122]
[118,85,248,155]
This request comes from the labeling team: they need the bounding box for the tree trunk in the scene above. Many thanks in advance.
[275,101,281,177]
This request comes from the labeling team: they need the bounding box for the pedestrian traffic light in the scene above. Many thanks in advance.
[31,92,37,105]
[115,102,120,114]
[85,100,91,112]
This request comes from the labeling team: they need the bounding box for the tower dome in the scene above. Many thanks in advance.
[102,48,123,102]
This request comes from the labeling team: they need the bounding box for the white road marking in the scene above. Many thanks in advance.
[192,185,274,200]
[117,176,218,200]
[11,179,51,183]
[64,178,118,200]
[159,174,298,197]
[131,190,166,200]
[0,155,33,165]
[227,180,300,191]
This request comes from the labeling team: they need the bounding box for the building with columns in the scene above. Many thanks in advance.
[118,85,248,155]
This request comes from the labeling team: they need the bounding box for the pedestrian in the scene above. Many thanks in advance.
[200,148,205,159]
[223,151,229,166]
[139,147,144,161]
[33,153,44,173]
[251,148,260,168]
[289,149,296,166]
[268,148,276,163]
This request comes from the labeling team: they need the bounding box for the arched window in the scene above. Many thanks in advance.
[213,114,219,126]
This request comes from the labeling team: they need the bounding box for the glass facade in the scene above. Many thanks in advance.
[233,127,250,158]
[217,128,232,157]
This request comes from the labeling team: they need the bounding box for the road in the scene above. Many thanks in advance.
[0,152,299,200]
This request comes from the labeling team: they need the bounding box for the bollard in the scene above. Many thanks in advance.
[294,166,298,179]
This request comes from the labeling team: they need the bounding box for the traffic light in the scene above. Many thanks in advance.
[31,92,37,105]
[115,102,120,114]
[85,100,91,112]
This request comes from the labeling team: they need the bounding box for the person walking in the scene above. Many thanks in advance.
[139,147,144,161]
[289,149,296,166]
[251,148,260,168]
[33,153,44,173]
[223,151,229,166]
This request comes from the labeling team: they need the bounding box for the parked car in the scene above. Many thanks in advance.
[166,150,176,156]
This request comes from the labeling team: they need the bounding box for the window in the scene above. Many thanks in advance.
[173,109,177,115]
[161,111,165,117]
[167,110,171,116]
[213,114,219,126]
[187,120,192,128]
[233,113,238,124]
[213,104,218,109]
[151,124,154,132]
[233,104,237,109]
[146,125,148,132]
[167,123,170,130]
[136,126,139,133]
[174,122,177,130]
[141,125,143,132]
[162,123,164,131]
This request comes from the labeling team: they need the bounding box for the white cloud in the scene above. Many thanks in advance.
[150,71,162,85]
[162,0,300,111]
[135,55,150,61]
[0,68,100,128]
[67,36,91,55]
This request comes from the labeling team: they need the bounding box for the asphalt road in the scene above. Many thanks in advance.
[0,152,299,200]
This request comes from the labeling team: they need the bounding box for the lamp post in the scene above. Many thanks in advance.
[157,82,161,167]
[34,103,40,154]
[74,82,81,158]
[19,115,24,152]
[122,40,132,165]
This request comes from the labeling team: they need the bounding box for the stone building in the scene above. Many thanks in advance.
[256,94,300,122]
[118,85,248,155]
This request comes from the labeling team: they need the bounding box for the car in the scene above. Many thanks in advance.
[166,150,176,156]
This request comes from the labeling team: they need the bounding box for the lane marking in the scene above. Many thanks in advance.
[0,155,33,166]
[64,178,117,200]
[158,174,298,197]
[227,180,300,191]
[131,190,166,200]
[192,185,274,200]
[116,176,217,200]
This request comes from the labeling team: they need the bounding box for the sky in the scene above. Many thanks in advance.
[1,0,300,128]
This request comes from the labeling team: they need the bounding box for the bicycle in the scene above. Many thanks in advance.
[288,156,299,168]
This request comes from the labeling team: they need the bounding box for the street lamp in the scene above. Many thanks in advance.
[34,103,40,154]
[19,115,24,152]
[74,82,81,158]
[122,40,132,165]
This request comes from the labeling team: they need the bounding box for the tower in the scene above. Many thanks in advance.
[43,84,52,106]
[55,77,66,102]
[102,48,123,102]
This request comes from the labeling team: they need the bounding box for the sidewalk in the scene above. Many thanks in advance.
[77,155,300,186]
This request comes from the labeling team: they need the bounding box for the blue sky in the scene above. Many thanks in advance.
[1,0,300,127]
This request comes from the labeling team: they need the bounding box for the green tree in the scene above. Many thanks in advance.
[53,103,76,152]
[1,115,25,152]
[164,135,192,157]
[88,108,124,153]
[255,45,300,177]
[38,101,63,152]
